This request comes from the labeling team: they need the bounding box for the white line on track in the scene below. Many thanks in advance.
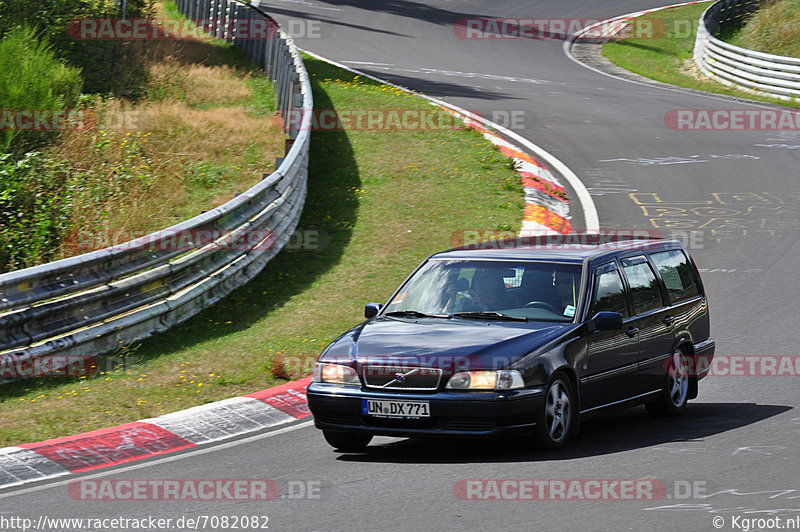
[0,421,315,499]
[358,65,553,85]
[265,0,342,11]
[301,49,600,233]
[341,61,395,66]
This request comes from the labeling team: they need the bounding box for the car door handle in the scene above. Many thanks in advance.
[625,327,639,338]
[663,315,675,326]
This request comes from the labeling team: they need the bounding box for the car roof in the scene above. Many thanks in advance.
[431,238,685,264]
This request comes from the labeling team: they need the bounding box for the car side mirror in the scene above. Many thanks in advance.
[590,311,623,331]
[364,303,383,319]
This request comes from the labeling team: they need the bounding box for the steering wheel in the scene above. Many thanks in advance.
[458,290,484,310]
[523,301,561,314]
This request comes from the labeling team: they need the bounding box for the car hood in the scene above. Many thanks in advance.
[319,316,575,371]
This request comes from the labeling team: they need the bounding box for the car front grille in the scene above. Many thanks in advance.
[362,365,443,391]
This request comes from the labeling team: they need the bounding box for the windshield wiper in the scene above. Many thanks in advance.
[384,310,451,319]
[453,311,528,322]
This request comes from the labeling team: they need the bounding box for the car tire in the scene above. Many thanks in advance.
[535,375,575,450]
[646,348,690,417]
[322,430,373,452]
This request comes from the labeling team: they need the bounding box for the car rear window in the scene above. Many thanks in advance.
[649,250,700,304]
[621,257,663,314]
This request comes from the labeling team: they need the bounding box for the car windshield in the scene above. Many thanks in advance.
[385,259,583,322]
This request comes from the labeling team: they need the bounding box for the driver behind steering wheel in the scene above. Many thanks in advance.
[466,268,507,312]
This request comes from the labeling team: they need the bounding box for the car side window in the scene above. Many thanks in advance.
[621,257,663,314]
[591,267,630,318]
[649,250,700,304]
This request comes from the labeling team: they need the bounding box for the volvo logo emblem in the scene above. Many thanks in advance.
[380,368,420,388]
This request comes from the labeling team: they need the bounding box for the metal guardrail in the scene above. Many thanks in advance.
[0,0,313,379]
[694,0,800,100]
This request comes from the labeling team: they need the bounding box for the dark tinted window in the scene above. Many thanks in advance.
[621,258,663,314]
[650,250,700,303]
[591,267,629,318]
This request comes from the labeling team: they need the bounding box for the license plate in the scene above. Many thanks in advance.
[362,399,430,418]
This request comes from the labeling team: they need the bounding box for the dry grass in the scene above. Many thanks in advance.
[50,10,283,258]
[726,0,800,57]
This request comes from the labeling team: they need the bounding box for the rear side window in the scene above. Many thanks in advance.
[621,257,663,314]
[650,250,700,304]
[591,268,629,318]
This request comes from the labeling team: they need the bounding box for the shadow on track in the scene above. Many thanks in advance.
[354,70,525,101]
[252,6,408,38]
[334,402,792,464]
[313,0,492,26]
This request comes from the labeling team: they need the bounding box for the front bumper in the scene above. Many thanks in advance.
[307,382,545,438]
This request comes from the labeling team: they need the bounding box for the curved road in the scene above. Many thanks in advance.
[2,1,798,530]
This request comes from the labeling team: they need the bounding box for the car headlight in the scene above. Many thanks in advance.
[446,370,524,390]
[312,362,360,385]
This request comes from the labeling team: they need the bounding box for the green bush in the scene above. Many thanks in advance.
[0,152,73,273]
[0,0,96,42]
[0,0,151,44]
[0,0,154,99]
[0,26,83,153]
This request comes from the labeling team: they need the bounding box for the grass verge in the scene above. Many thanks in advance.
[601,1,800,109]
[0,54,525,447]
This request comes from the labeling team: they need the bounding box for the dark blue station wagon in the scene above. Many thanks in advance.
[307,239,715,451]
